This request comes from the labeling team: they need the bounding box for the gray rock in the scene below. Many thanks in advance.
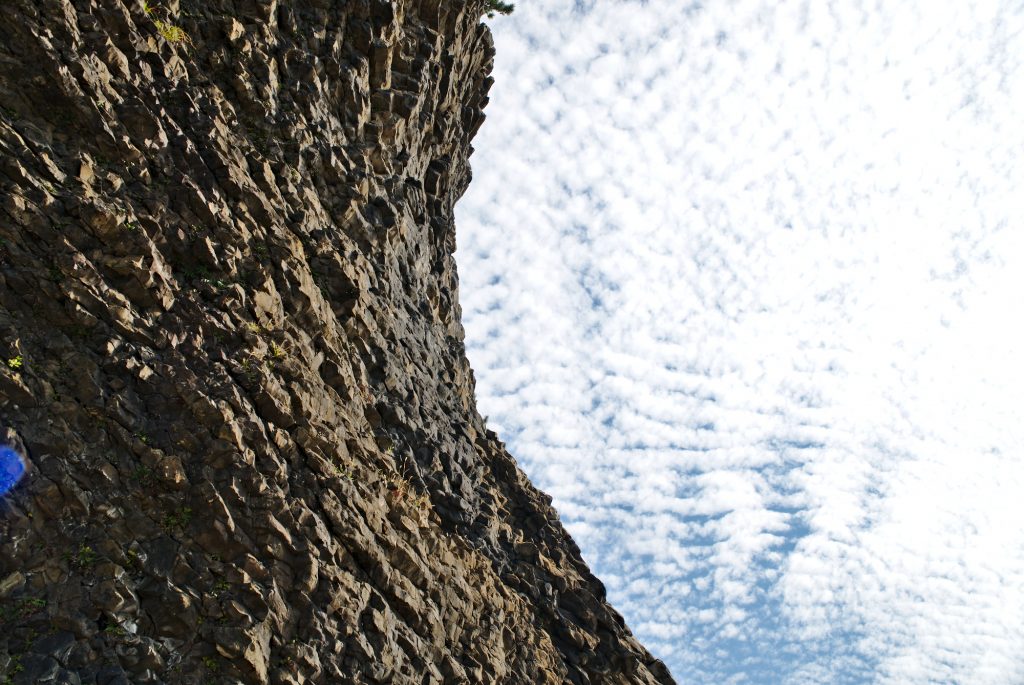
[0,0,675,683]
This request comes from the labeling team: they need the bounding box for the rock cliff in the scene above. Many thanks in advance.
[0,1,676,683]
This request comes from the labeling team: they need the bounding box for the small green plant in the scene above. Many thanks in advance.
[202,656,219,672]
[155,20,188,43]
[180,264,211,283]
[6,355,23,370]
[3,654,24,684]
[163,507,193,530]
[383,465,413,502]
[131,466,155,486]
[0,597,47,622]
[484,0,515,17]
[143,2,191,44]
[126,548,143,569]
[104,623,127,637]
[77,544,98,567]
[213,579,230,593]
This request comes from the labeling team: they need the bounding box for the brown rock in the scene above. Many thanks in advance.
[0,1,674,683]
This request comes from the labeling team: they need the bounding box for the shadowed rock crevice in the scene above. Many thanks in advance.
[0,0,675,683]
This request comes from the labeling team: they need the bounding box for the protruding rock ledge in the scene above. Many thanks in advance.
[0,1,675,683]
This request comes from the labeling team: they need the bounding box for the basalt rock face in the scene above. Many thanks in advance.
[0,1,675,683]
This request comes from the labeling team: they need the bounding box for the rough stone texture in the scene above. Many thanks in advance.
[0,1,676,683]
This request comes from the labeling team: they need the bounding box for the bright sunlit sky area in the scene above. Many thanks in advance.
[454,1,1024,683]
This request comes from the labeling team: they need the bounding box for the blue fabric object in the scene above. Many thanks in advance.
[0,446,25,495]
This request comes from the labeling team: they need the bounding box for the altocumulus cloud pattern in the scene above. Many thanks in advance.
[455,1,1024,683]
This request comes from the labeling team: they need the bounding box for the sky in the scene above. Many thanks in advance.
[454,1,1024,683]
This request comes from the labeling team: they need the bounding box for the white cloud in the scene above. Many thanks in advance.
[457,0,1024,682]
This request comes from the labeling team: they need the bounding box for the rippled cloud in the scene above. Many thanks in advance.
[457,1,1024,682]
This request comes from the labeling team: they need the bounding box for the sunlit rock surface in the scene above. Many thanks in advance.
[0,0,674,683]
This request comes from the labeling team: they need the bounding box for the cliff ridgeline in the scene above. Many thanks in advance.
[0,1,675,683]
